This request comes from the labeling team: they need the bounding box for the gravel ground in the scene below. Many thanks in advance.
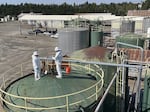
[0,21,59,111]
[0,21,58,74]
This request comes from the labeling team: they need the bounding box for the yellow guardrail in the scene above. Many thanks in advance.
[0,58,104,112]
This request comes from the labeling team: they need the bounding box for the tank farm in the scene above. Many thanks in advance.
[0,23,150,112]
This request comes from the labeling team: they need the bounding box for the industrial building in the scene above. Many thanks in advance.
[18,13,150,50]
[127,10,150,17]
[0,12,150,112]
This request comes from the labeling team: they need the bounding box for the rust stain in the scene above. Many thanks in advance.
[72,46,150,62]
[82,46,112,61]
[81,46,150,62]
[120,48,150,62]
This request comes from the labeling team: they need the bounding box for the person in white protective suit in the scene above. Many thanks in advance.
[32,51,41,81]
[52,47,63,78]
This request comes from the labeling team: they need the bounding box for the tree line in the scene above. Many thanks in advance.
[0,0,149,18]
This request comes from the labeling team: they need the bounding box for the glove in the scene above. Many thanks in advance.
[52,57,55,60]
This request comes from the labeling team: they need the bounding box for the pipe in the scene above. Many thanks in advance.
[116,42,144,112]
[40,57,140,69]
[40,54,142,112]
[94,69,120,112]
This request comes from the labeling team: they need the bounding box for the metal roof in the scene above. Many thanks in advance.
[128,10,150,17]
[121,48,150,62]
[18,14,121,21]
[19,15,79,21]
[18,13,145,22]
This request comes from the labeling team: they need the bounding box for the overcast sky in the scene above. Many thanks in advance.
[0,0,142,5]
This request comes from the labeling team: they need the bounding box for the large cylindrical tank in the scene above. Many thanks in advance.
[111,20,121,38]
[70,46,125,112]
[116,33,145,48]
[142,69,150,112]
[120,21,135,33]
[58,28,89,55]
[135,20,143,34]
[147,27,150,38]
[90,31,103,47]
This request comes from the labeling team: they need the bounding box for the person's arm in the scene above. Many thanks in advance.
[52,52,59,60]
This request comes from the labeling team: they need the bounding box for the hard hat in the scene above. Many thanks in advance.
[33,51,38,56]
[54,47,60,51]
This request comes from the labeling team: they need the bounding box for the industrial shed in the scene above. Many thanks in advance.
[18,13,120,29]
[19,15,79,28]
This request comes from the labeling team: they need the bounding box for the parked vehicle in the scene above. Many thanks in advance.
[28,29,43,35]
[51,33,59,38]
[43,31,52,36]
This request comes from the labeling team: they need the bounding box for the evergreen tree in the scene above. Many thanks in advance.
[0,2,140,17]
[142,0,150,10]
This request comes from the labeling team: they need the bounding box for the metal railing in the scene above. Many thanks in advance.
[0,58,104,112]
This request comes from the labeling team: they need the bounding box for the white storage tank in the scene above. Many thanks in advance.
[134,17,144,34]
[58,27,89,55]
[111,20,121,38]
[147,27,150,38]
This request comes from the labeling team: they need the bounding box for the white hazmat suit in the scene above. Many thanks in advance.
[32,51,41,81]
[52,47,63,78]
